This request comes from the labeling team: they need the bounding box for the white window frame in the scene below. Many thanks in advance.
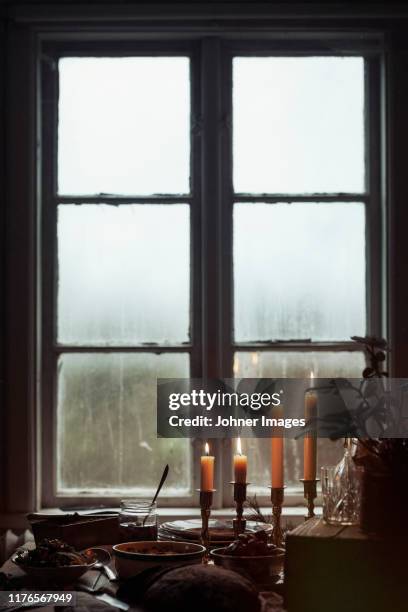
[40,34,385,509]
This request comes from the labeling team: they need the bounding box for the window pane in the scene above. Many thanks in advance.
[57,353,190,494]
[234,351,366,492]
[234,203,366,342]
[58,57,190,195]
[233,57,365,194]
[57,204,190,345]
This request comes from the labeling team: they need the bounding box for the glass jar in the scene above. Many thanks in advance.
[118,500,158,542]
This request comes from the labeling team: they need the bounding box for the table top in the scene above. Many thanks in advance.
[289,516,385,541]
[0,546,284,612]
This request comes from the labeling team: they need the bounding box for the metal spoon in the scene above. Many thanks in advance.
[143,464,169,526]
[87,547,117,581]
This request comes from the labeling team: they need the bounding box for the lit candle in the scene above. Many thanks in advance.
[234,438,247,484]
[201,442,215,491]
[304,372,318,481]
[271,404,284,488]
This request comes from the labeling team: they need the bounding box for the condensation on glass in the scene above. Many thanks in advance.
[233,57,365,194]
[234,351,366,492]
[57,204,190,345]
[58,57,190,195]
[57,353,191,495]
[233,203,366,342]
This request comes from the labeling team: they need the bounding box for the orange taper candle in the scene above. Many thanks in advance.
[201,442,215,491]
[304,372,318,481]
[271,405,284,488]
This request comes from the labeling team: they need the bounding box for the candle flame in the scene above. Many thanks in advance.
[310,371,314,380]
[204,442,210,456]
[237,437,242,456]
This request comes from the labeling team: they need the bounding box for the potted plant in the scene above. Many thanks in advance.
[349,337,408,535]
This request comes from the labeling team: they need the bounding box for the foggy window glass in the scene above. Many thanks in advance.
[57,353,191,494]
[234,351,366,492]
[57,204,190,345]
[233,57,365,194]
[48,48,374,503]
[233,203,366,342]
[58,57,190,195]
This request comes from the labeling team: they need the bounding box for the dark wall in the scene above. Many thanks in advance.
[0,21,5,515]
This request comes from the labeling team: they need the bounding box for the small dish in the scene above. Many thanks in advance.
[113,540,206,579]
[12,549,97,586]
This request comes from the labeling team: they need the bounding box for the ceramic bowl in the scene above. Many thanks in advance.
[113,540,206,579]
[210,547,285,587]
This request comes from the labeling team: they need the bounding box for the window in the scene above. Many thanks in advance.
[41,39,383,507]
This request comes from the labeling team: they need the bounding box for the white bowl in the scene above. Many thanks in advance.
[113,540,206,579]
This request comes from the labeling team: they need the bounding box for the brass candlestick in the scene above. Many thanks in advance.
[230,481,248,537]
[198,489,215,554]
[300,479,319,520]
[270,486,285,547]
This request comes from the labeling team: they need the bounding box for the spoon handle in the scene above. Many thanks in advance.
[152,464,169,505]
[142,464,169,526]
[102,563,118,581]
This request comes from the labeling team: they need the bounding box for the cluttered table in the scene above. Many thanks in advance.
[0,515,286,612]
[2,515,401,612]
[0,555,284,611]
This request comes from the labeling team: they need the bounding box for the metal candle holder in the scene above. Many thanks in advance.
[230,481,248,537]
[198,489,215,553]
[300,479,320,520]
[270,486,285,547]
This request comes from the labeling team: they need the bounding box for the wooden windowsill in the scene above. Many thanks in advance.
[0,506,318,531]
